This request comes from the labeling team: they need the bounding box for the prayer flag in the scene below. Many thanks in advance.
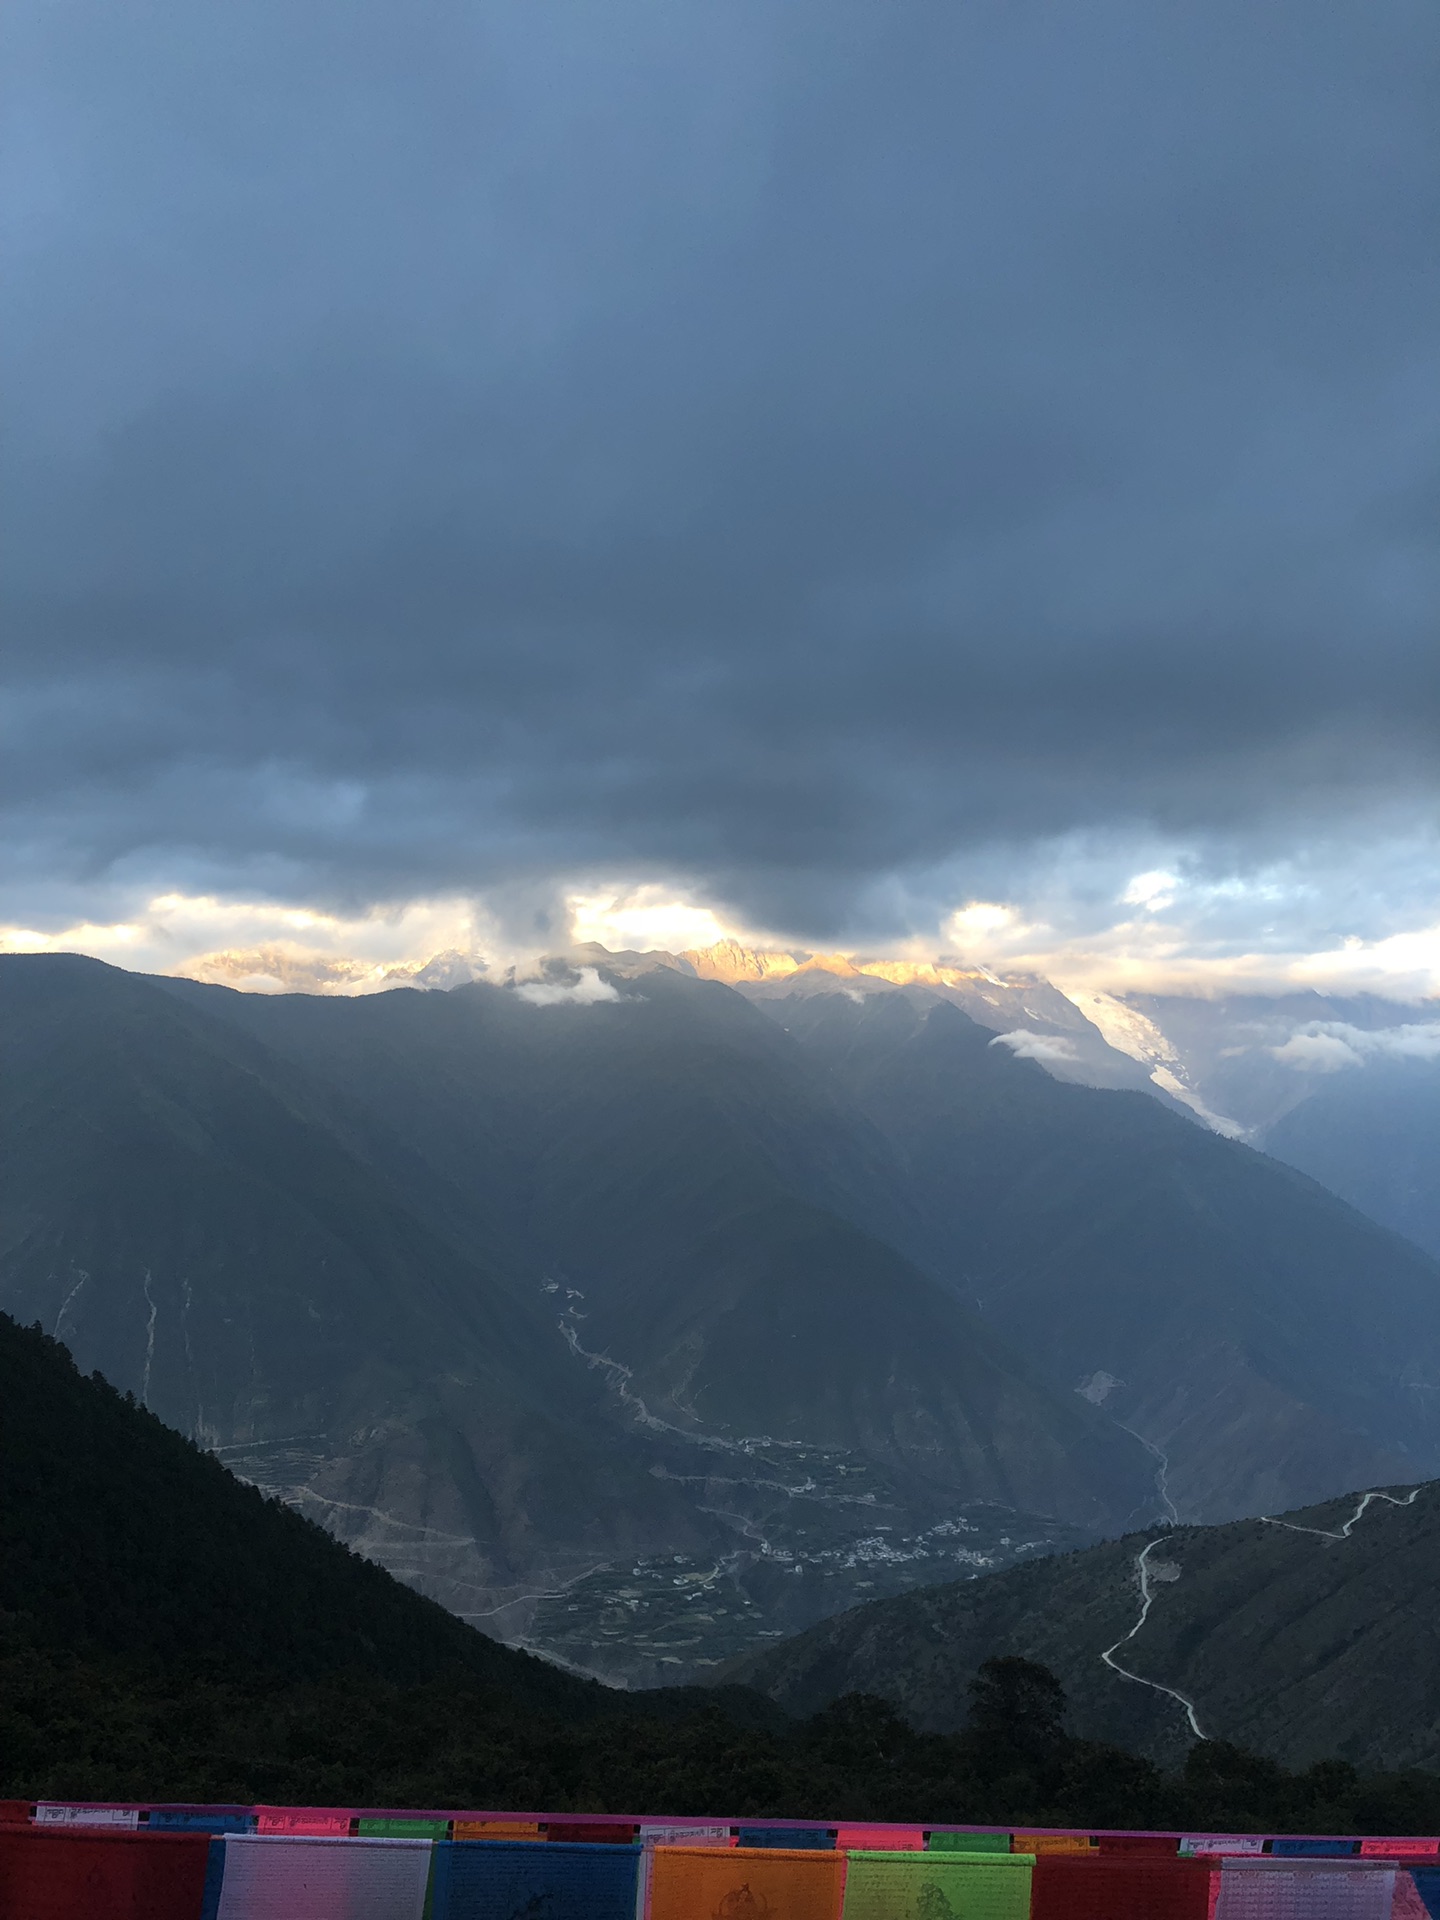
[213,1834,432,1918]
[1215,1861,1395,1918]
[149,1809,256,1834]
[640,1824,734,1847]
[547,1820,639,1844]
[357,1818,450,1839]
[650,1844,845,1920]
[842,1847,1032,1920]
[254,1807,354,1836]
[1394,1874,1433,1920]
[430,1837,641,1919]
[33,1803,140,1828]
[0,1827,210,1919]
[1031,1853,1212,1919]
[451,1822,540,1840]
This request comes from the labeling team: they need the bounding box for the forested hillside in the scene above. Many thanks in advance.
[8,1307,1440,1840]
[723,1479,1440,1773]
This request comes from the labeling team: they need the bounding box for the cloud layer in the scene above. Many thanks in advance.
[3,1,1438,964]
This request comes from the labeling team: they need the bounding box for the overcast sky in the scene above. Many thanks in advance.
[4,1,1439,994]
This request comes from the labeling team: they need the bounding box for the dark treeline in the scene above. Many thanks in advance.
[9,1643,1440,1837]
[6,1314,1440,1833]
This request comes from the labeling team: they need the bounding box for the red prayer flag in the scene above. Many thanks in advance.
[0,1827,211,1920]
[1031,1853,1212,1920]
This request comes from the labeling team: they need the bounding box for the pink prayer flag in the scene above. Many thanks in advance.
[1393,1873,1432,1919]
[255,1806,354,1836]
[837,1827,925,1851]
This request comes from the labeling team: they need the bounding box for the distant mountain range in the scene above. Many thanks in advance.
[686,944,1440,1262]
[1062,986,1440,1259]
[4,947,1439,1683]
[721,1473,1440,1776]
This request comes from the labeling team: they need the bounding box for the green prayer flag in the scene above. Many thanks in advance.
[356,1816,449,1839]
[842,1849,1032,1920]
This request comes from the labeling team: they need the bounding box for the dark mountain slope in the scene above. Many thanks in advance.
[1261,1057,1440,1263]
[2,954,1151,1683]
[0,1310,591,1708]
[0,955,720,1630]
[18,1314,1438,1838]
[721,1476,1440,1775]
[750,987,1440,1521]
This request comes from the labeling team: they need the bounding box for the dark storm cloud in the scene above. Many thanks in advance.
[4,0,1438,937]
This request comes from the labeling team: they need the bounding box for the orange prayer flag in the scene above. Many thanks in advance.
[650,1844,845,1920]
[452,1820,542,1840]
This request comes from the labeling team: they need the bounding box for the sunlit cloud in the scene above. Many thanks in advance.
[566,886,745,956]
[1121,870,1181,913]
[1271,1021,1440,1073]
[940,901,1051,963]
[514,967,620,1008]
[988,1030,1081,1066]
[0,892,498,995]
[941,914,1440,1002]
[4,838,1440,1008]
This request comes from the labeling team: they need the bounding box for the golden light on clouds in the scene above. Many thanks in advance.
[3,877,1439,1004]
[566,886,740,956]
